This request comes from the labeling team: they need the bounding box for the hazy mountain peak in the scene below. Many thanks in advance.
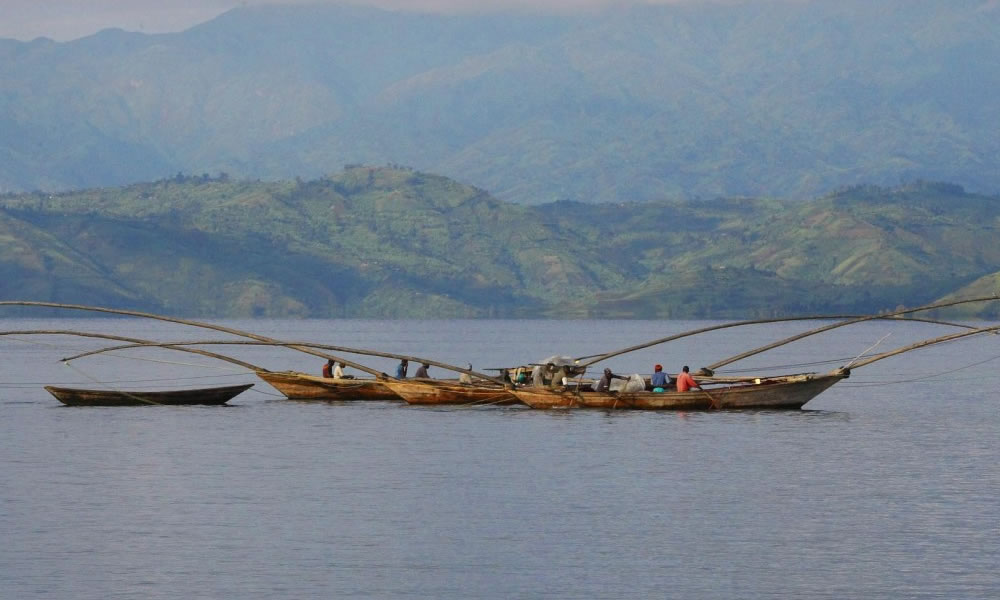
[1,0,998,202]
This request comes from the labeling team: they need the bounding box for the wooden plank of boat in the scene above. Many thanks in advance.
[44,383,254,406]
[511,371,847,410]
[379,379,520,406]
[255,370,401,401]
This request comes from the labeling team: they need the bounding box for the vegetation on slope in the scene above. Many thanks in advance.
[1,169,998,318]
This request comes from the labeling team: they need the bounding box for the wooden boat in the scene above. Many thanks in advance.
[510,370,848,410]
[379,379,520,406]
[255,370,401,401]
[44,383,254,406]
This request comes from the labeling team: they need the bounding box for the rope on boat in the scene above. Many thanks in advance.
[244,386,286,399]
[703,296,1000,373]
[0,373,253,388]
[0,329,265,371]
[845,333,892,369]
[716,357,856,373]
[60,360,164,405]
[451,393,519,409]
[716,324,1000,377]
[67,350,251,372]
[3,335,91,352]
[840,351,1000,387]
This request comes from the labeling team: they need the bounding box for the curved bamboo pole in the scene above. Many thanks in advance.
[0,329,265,371]
[575,315,860,369]
[846,324,1000,370]
[61,340,503,384]
[575,307,990,370]
[0,301,505,385]
[705,295,1000,373]
[573,314,978,365]
[0,301,405,380]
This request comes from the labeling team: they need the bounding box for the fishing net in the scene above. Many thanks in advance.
[536,355,586,377]
[608,373,645,392]
[594,373,646,392]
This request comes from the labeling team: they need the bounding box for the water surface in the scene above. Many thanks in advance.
[1,318,997,599]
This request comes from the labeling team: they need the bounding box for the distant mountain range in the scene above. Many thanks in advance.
[2,1,999,203]
[1,168,998,319]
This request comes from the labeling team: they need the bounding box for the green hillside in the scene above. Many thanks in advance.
[1,169,998,318]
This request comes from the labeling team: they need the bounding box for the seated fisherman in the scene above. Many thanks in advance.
[650,364,669,391]
[675,365,702,392]
[595,368,626,392]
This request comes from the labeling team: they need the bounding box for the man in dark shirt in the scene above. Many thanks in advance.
[414,363,430,378]
[595,368,626,392]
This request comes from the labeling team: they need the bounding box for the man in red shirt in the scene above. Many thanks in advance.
[675,365,701,392]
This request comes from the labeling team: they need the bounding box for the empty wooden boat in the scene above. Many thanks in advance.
[44,383,254,406]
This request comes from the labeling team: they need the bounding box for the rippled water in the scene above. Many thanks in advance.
[1,318,998,599]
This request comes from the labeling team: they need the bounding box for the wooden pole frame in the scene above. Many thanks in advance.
[576,295,998,371]
[0,329,265,371]
[0,301,505,385]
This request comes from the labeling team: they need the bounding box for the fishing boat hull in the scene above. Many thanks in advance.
[44,383,254,406]
[256,371,400,401]
[511,372,847,410]
[380,379,520,406]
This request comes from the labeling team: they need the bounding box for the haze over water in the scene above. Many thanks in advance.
[1,318,997,599]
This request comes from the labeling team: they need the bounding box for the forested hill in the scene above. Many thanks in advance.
[2,1,999,202]
[1,168,998,319]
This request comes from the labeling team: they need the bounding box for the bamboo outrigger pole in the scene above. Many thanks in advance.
[575,296,998,370]
[0,329,265,371]
[704,294,1000,373]
[842,323,1000,371]
[575,315,860,368]
[0,301,505,385]
[60,339,506,384]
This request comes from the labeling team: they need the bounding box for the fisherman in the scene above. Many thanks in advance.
[414,363,430,378]
[650,364,669,391]
[531,364,545,386]
[322,359,335,378]
[595,368,626,392]
[395,359,408,379]
[675,365,702,392]
[549,364,569,389]
[459,363,473,384]
[332,361,345,379]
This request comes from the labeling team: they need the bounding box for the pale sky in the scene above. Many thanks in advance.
[0,0,711,41]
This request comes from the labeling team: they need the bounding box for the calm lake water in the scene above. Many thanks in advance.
[1,317,998,599]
